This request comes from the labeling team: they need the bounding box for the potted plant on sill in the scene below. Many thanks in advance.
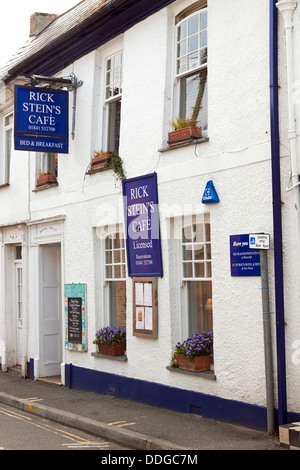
[93,326,126,356]
[91,150,114,170]
[168,117,202,147]
[171,331,213,372]
[36,172,57,187]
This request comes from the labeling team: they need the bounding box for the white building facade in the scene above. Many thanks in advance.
[0,0,299,432]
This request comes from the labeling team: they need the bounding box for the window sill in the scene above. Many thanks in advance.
[166,365,216,380]
[91,352,127,362]
[159,137,209,153]
[33,183,58,192]
[86,166,112,175]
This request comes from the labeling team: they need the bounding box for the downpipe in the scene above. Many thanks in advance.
[270,0,288,426]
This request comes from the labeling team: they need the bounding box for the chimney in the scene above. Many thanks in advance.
[30,12,57,36]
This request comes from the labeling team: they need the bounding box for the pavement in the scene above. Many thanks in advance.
[0,370,284,451]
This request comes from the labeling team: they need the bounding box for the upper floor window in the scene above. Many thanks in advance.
[0,111,13,185]
[175,6,208,135]
[105,51,123,153]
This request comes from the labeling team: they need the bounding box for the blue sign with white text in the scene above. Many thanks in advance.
[123,173,163,277]
[230,234,261,276]
[14,85,69,154]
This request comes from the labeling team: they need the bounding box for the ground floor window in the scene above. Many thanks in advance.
[181,215,213,337]
[104,231,126,327]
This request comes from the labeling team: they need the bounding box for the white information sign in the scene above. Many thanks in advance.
[249,234,270,250]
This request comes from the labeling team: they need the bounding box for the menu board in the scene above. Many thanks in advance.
[65,284,87,352]
[68,297,82,344]
[133,278,157,338]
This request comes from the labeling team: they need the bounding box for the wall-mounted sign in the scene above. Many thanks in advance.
[230,234,261,276]
[65,283,87,352]
[249,233,270,250]
[14,85,69,153]
[133,277,158,338]
[202,180,220,204]
[123,173,163,277]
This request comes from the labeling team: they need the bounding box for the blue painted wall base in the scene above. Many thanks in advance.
[64,363,273,431]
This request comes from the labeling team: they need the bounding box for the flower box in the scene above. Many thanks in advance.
[91,153,113,170]
[175,353,210,372]
[36,173,57,187]
[168,126,202,146]
[97,342,126,356]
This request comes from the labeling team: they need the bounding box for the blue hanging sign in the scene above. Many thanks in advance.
[123,173,163,277]
[14,85,69,154]
[202,180,220,204]
[230,234,261,276]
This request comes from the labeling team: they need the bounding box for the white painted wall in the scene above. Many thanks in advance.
[1,0,300,416]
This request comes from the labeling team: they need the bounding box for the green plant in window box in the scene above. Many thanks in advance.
[170,331,213,372]
[168,117,202,146]
[105,153,126,183]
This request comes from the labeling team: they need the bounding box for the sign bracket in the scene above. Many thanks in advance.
[30,72,83,91]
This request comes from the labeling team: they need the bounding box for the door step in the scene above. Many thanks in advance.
[7,365,22,376]
[36,376,62,386]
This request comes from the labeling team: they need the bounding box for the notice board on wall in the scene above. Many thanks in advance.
[132,278,158,338]
[64,283,87,352]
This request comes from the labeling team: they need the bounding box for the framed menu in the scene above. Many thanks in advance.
[133,278,157,338]
[64,283,87,352]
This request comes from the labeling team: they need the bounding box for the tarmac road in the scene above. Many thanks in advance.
[0,371,284,451]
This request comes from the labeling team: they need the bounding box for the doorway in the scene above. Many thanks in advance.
[39,244,62,377]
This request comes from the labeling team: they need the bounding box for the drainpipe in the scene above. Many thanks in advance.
[270,0,288,426]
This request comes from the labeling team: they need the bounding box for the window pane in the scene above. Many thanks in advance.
[108,99,121,153]
[187,280,213,334]
[188,35,198,53]
[183,262,193,278]
[178,21,187,41]
[189,15,199,36]
[194,244,204,260]
[195,262,205,278]
[180,68,208,131]
[200,11,207,30]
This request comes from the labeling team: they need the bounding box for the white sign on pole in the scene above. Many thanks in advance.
[249,233,270,250]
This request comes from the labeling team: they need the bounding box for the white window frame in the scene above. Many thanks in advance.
[0,111,13,185]
[173,7,208,136]
[175,214,212,340]
[102,229,127,327]
[103,50,123,154]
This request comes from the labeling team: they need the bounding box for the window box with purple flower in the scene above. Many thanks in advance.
[93,326,126,356]
[171,331,213,372]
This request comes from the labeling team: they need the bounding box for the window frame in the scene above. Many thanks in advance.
[0,110,13,186]
[173,7,208,136]
[176,214,213,340]
[103,50,123,154]
[103,230,127,328]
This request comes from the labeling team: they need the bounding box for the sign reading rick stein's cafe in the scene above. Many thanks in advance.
[123,173,163,277]
[14,85,69,153]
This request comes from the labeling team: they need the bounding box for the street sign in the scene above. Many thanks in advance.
[249,234,270,250]
[14,85,69,154]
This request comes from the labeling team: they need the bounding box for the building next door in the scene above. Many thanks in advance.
[39,244,62,377]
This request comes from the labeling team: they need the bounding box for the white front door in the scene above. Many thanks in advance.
[39,245,62,377]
